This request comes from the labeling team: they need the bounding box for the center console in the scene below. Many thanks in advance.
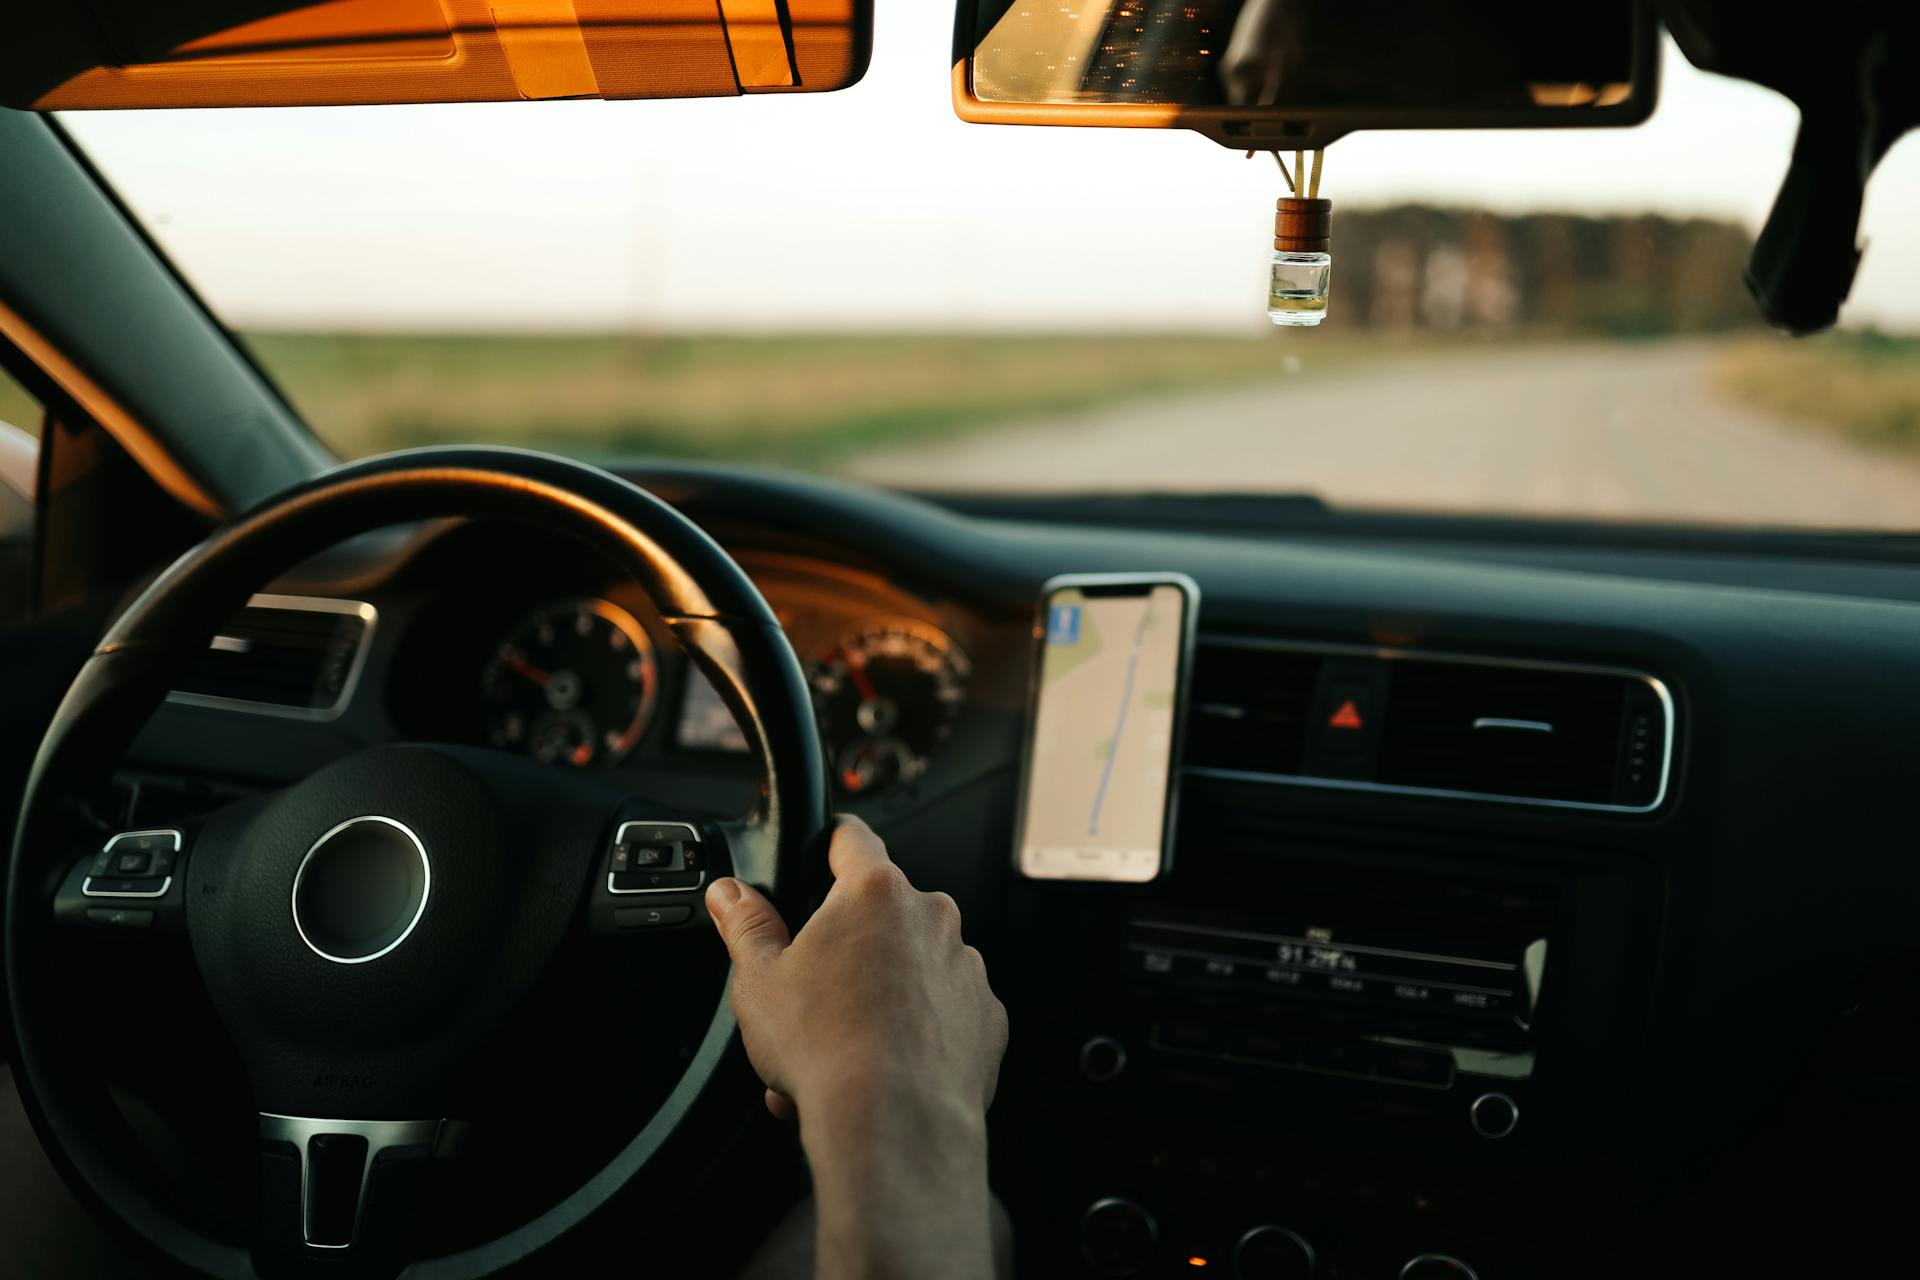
[998,812,1662,1280]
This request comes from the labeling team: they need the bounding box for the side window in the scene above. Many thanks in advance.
[0,364,41,623]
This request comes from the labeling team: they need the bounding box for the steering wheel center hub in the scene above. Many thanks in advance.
[292,815,431,964]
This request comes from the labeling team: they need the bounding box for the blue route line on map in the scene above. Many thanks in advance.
[1087,651,1138,836]
[1087,597,1157,836]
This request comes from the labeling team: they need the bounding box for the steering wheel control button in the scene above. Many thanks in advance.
[82,829,182,898]
[1235,1225,1317,1280]
[1079,1197,1158,1276]
[613,905,693,930]
[607,821,705,895]
[85,907,154,929]
[613,868,703,892]
[1470,1091,1520,1139]
[291,815,431,964]
[1399,1255,1479,1280]
[1079,1035,1129,1084]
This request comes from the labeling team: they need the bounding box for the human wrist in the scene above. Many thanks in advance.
[798,1065,987,1172]
[800,1070,993,1279]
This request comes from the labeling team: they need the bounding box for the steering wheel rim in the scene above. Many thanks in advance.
[5,447,830,1278]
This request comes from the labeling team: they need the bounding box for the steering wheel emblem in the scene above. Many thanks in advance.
[291,815,432,965]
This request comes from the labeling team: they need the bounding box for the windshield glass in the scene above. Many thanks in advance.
[61,9,1920,530]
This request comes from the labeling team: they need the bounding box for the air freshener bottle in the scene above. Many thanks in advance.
[1269,197,1332,326]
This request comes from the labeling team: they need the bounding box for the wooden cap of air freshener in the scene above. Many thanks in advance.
[1274,197,1332,253]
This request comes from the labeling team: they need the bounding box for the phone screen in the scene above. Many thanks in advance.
[1016,578,1194,883]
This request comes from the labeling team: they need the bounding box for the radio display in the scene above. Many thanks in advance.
[1127,918,1546,1025]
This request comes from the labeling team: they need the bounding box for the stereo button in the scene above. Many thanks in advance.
[1079,1198,1157,1276]
[1079,1036,1128,1084]
[1374,1047,1453,1088]
[1470,1092,1519,1139]
[1235,1225,1316,1280]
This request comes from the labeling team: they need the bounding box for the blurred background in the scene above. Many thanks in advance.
[8,5,1916,528]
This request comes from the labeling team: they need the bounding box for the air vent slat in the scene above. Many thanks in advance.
[170,597,373,719]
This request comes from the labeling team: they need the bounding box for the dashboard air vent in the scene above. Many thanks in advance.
[1377,661,1662,807]
[1184,637,1672,813]
[1185,642,1320,777]
[169,595,375,719]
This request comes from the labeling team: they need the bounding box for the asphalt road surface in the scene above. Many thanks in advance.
[847,341,1920,528]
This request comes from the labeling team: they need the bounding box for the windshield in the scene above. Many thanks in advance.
[61,9,1920,530]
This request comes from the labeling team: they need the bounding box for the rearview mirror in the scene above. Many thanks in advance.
[953,0,1658,149]
[3,0,871,110]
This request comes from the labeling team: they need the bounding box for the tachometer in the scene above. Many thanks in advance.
[807,620,970,796]
[483,598,658,767]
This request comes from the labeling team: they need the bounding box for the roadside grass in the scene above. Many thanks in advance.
[0,368,38,435]
[1714,330,1920,453]
[243,331,1402,465]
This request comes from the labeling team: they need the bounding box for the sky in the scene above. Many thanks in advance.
[60,5,1920,333]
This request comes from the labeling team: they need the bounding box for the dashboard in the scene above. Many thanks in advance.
[105,463,1920,1279]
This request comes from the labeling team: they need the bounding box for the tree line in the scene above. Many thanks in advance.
[1327,205,1757,334]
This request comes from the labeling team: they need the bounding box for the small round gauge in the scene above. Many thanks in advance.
[482,598,658,767]
[807,620,970,797]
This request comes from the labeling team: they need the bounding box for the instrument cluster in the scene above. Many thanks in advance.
[474,563,979,798]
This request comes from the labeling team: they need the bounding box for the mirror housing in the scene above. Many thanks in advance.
[2,0,872,110]
[952,0,1659,150]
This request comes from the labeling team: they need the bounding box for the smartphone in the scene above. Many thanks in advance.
[1013,573,1199,883]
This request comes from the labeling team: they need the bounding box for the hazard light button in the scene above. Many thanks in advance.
[1302,665,1388,779]
[1320,682,1374,752]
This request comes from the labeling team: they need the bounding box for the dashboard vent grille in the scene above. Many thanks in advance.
[1186,642,1320,777]
[169,596,374,719]
[1378,662,1647,806]
[1184,637,1671,813]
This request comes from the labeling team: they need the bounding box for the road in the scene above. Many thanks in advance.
[845,341,1920,527]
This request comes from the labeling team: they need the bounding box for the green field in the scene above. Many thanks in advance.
[243,330,1390,464]
[0,366,37,434]
[1715,330,1920,452]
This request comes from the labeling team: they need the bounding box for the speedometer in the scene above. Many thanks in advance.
[807,620,970,796]
[482,598,658,767]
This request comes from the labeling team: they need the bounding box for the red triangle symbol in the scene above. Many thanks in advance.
[1328,699,1365,730]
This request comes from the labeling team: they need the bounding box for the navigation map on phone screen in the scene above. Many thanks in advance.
[1017,582,1189,882]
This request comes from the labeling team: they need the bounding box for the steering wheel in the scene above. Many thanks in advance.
[4,448,830,1279]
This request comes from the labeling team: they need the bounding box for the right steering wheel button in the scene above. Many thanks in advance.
[614,905,692,930]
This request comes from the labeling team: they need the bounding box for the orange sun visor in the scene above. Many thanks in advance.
[0,0,871,109]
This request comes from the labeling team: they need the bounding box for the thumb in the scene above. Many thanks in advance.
[705,877,791,980]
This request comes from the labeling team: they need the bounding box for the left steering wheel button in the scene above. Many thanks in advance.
[85,907,154,929]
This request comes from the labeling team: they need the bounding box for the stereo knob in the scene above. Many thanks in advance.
[1079,1035,1128,1084]
[1399,1254,1479,1280]
[1469,1091,1519,1140]
[1079,1197,1157,1276]
[1235,1224,1316,1279]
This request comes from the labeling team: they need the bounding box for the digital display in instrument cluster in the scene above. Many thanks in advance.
[675,671,749,753]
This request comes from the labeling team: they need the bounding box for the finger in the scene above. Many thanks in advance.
[705,877,791,979]
[826,813,895,885]
[764,1088,797,1122]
